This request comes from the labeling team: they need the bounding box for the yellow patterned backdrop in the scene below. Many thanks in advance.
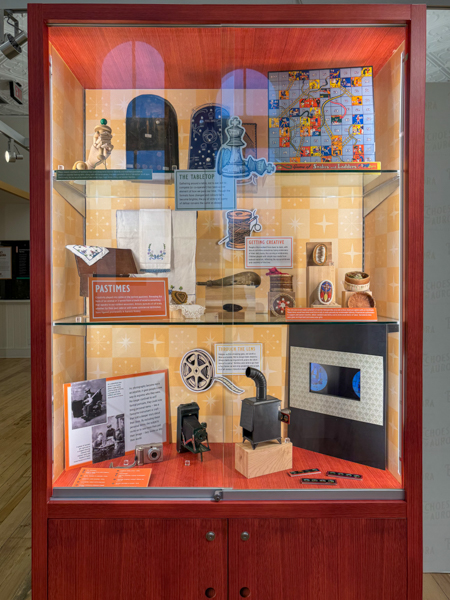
[86,325,288,445]
[83,88,365,448]
[51,49,85,480]
[368,43,404,479]
[51,43,403,482]
[84,88,365,310]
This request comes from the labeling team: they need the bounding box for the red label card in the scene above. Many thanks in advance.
[88,277,169,322]
[285,307,378,321]
[72,468,151,488]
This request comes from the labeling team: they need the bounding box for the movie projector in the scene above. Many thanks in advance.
[240,367,291,449]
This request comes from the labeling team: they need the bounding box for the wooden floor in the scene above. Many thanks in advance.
[425,574,450,600]
[0,358,448,599]
[0,358,31,600]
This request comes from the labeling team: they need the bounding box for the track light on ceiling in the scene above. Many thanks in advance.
[5,138,23,163]
[0,31,27,60]
[0,10,27,60]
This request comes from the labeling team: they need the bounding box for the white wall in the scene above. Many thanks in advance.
[0,302,30,358]
[0,118,30,358]
[423,82,450,573]
[0,116,29,192]
[0,197,29,239]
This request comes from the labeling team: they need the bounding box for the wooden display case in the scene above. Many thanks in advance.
[29,4,425,599]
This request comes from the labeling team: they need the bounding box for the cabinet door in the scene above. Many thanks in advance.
[48,518,227,600]
[228,518,407,600]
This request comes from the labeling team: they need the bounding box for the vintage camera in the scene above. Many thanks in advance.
[136,443,163,465]
[176,402,211,461]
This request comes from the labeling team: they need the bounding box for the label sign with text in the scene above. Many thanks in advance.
[285,307,378,321]
[175,169,236,211]
[0,246,12,279]
[214,343,262,375]
[73,468,152,488]
[245,237,293,268]
[89,277,169,322]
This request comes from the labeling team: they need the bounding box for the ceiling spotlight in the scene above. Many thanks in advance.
[5,138,23,163]
[0,31,27,60]
[0,11,27,60]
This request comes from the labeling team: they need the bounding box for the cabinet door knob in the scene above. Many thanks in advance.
[206,531,215,541]
[240,531,250,541]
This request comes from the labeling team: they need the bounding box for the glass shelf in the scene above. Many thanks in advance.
[53,313,399,328]
[53,169,400,218]
[54,169,155,182]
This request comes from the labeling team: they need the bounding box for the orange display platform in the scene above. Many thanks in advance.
[54,443,401,491]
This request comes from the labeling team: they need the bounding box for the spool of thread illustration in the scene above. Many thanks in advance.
[219,209,262,250]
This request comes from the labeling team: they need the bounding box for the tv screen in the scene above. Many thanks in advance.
[309,363,361,401]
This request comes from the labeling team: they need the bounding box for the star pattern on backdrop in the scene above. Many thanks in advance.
[118,335,134,352]
[343,243,362,265]
[315,214,334,233]
[88,363,108,379]
[289,216,304,233]
[146,334,164,353]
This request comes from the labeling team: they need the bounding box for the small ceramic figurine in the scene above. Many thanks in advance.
[72,118,114,170]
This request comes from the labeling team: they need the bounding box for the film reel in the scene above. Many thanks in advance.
[180,348,244,395]
[180,349,214,393]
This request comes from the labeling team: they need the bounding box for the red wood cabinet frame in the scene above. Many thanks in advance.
[29,4,425,600]
[48,519,228,600]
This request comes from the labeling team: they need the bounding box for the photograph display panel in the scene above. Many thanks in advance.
[291,347,383,425]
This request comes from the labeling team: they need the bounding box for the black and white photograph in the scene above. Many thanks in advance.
[71,377,107,430]
[91,414,125,464]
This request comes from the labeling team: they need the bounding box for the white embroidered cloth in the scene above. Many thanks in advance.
[116,210,139,266]
[66,245,109,266]
[139,209,171,272]
[170,210,196,297]
[117,209,197,299]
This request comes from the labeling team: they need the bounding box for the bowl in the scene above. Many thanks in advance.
[344,271,370,288]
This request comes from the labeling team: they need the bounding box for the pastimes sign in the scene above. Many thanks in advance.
[88,277,169,322]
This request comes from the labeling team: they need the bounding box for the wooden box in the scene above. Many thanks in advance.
[235,440,292,479]
[205,285,256,319]
[306,265,335,307]
[74,248,138,296]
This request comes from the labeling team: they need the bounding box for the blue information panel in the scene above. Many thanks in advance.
[175,170,236,211]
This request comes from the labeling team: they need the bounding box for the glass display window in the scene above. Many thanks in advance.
[48,22,407,500]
